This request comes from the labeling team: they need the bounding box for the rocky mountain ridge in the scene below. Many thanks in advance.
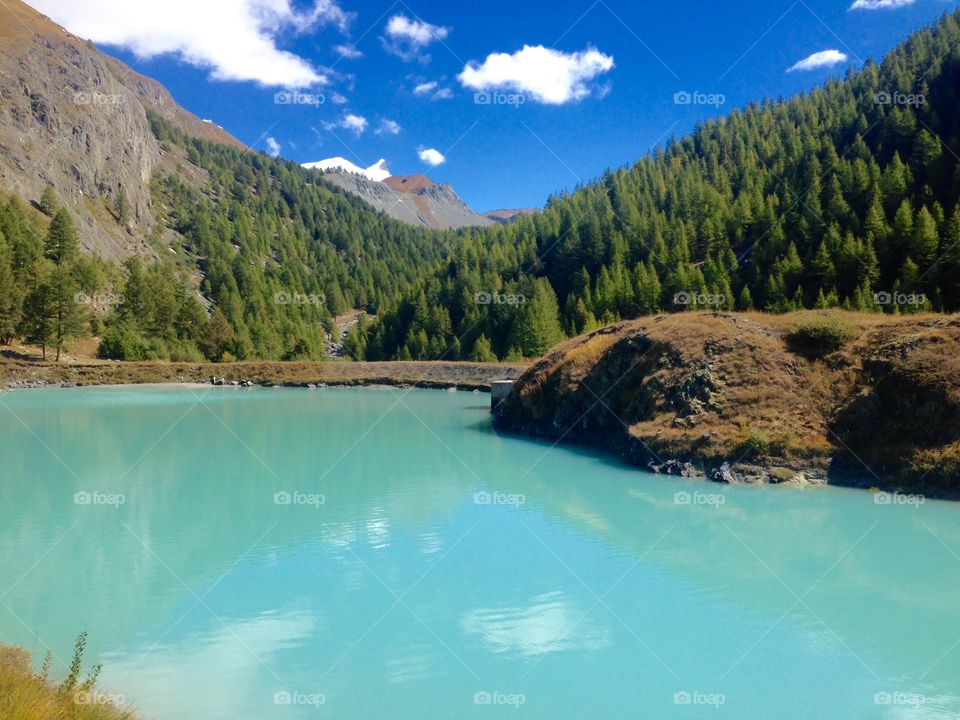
[314,167,494,229]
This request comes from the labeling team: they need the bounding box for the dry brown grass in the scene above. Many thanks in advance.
[496,311,960,491]
[0,644,134,720]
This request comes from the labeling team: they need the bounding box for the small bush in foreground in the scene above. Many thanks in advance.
[787,316,855,358]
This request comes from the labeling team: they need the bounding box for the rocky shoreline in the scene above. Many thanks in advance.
[0,359,528,393]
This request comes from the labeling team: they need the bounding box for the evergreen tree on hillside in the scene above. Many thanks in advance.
[44,209,80,265]
[39,184,58,217]
[0,231,21,343]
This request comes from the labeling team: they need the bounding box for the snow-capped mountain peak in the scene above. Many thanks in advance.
[302,157,391,182]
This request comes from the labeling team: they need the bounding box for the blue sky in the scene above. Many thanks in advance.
[31,0,959,211]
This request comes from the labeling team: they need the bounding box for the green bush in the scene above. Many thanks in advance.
[787,316,854,358]
[742,429,770,458]
[97,327,151,361]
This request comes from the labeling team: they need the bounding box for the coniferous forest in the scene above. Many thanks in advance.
[0,10,958,363]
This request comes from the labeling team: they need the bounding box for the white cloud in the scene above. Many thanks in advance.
[458,45,614,104]
[787,49,849,72]
[413,81,438,95]
[265,137,281,157]
[341,113,367,134]
[412,80,453,100]
[382,14,449,62]
[330,92,348,104]
[850,0,915,8]
[30,0,353,87]
[322,113,367,135]
[418,148,445,166]
[376,119,401,135]
[334,43,363,59]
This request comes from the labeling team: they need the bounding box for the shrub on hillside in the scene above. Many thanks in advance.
[787,316,855,358]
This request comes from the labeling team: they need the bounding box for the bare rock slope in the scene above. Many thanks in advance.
[0,0,243,259]
[314,169,493,229]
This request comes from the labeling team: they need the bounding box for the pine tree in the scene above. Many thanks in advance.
[469,334,497,362]
[0,231,21,343]
[116,189,129,226]
[912,206,939,266]
[45,209,80,265]
[48,263,87,361]
[21,277,53,360]
[39,184,58,216]
[506,280,564,357]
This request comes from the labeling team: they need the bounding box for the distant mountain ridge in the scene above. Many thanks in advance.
[304,160,493,229]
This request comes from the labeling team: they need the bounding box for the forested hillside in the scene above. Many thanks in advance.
[361,9,960,361]
[0,114,452,361]
[1,11,958,364]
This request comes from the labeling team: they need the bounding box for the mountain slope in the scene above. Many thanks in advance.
[364,9,960,361]
[0,0,457,362]
[0,0,243,259]
[306,165,493,229]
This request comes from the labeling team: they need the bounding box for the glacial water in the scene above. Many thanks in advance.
[1,386,959,719]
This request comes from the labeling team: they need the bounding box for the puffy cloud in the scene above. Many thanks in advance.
[418,148,445,166]
[341,113,367,134]
[458,45,614,104]
[265,137,281,157]
[30,0,353,87]
[850,0,914,8]
[787,49,849,72]
[375,119,401,135]
[382,14,449,62]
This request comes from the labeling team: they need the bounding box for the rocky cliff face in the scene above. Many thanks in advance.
[315,169,493,229]
[0,0,242,260]
[493,312,960,494]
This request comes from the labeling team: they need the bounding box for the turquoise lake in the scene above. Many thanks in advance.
[1,386,959,719]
